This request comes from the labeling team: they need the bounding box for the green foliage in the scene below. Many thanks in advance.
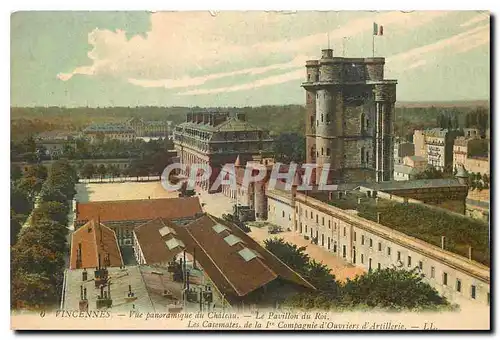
[11,164,22,182]
[341,267,448,310]
[10,184,32,216]
[11,271,59,309]
[264,238,310,272]
[11,159,76,310]
[413,165,450,180]
[31,201,68,226]
[273,132,305,163]
[265,239,450,311]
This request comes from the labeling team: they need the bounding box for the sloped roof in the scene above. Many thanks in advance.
[69,220,123,269]
[394,164,420,176]
[75,197,203,224]
[365,178,466,191]
[132,214,316,299]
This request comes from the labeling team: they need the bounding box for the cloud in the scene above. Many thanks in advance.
[126,55,311,89]
[57,11,451,89]
[177,69,304,95]
[460,12,489,27]
[386,24,489,72]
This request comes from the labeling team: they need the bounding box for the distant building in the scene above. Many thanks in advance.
[127,117,171,137]
[403,155,427,171]
[74,197,203,247]
[35,130,77,159]
[302,48,398,183]
[424,128,462,171]
[413,130,427,159]
[453,136,490,175]
[466,157,490,176]
[173,111,273,192]
[394,141,415,165]
[83,123,136,143]
[393,164,420,181]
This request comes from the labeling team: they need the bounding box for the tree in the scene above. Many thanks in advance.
[11,243,65,278]
[264,238,310,272]
[340,267,449,310]
[16,220,68,253]
[97,164,107,182]
[10,209,23,245]
[39,186,68,206]
[11,164,23,182]
[273,133,305,163]
[31,201,68,226]
[413,165,447,180]
[106,164,121,181]
[11,185,32,216]
[25,164,48,182]
[11,271,59,309]
[81,163,95,180]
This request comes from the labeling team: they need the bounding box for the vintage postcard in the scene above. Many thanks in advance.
[10,10,490,331]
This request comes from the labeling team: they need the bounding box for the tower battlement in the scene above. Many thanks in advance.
[303,48,398,184]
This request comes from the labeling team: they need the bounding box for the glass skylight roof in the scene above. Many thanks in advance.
[212,224,229,234]
[165,238,185,250]
[224,234,244,246]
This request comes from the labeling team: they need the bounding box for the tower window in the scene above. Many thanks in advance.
[326,114,330,123]
[307,74,311,81]
[321,114,323,122]
[321,148,324,155]
[326,148,330,156]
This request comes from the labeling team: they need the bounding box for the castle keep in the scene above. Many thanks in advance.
[302,48,397,184]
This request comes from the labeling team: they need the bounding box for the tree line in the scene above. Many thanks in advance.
[265,238,453,311]
[11,160,78,310]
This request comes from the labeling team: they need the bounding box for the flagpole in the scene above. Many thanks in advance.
[372,34,375,57]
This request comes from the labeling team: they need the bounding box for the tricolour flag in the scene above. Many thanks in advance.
[373,22,384,36]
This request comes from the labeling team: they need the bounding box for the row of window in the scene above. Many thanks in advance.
[355,232,482,300]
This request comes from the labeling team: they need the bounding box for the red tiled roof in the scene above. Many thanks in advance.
[134,219,181,265]
[132,214,315,299]
[69,220,123,269]
[75,197,203,224]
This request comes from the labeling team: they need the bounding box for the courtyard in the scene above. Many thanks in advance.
[75,181,179,203]
[74,182,365,283]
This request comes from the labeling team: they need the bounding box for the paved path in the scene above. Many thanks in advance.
[248,226,365,282]
[196,189,365,282]
[75,181,179,203]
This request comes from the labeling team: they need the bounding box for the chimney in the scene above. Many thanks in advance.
[441,236,446,249]
[196,113,203,123]
[82,269,88,281]
[203,113,209,124]
[328,192,334,201]
[193,248,197,269]
[357,197,362,205]
[377,213,381,224]
[186,113,193,122]
[468,246,472,260]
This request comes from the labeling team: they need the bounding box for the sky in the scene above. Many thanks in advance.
[10,11,490,107]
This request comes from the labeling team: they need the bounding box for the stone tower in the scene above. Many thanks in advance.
[302,48,397,184]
